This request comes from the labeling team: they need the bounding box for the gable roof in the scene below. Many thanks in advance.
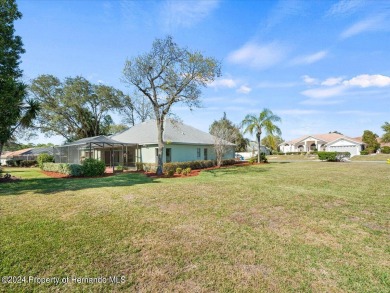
[325,137,364,146]
[281,133,363,145]
[112,119,235,146]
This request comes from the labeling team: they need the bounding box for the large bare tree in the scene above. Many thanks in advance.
[122,36,221,174]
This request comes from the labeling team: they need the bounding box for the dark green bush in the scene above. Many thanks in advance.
[381,146,390,154]
[82,158,105,176]
[365,147,376,154]
[37,153,54,169]
[318,152,350,162]
[20,160,37,167]
[360,150,369,155]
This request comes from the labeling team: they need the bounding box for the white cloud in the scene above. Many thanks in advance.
[301,86,346,98]
[236,85,252,94]
[340,15,386,39]
[290,50,328,65]
[343,74,390,88]
[208,78,237,89]
[227,42,287,70]
[326,0,365,17]
[161,0,219,29]
[321,77,344,86]
[302,75,319,85]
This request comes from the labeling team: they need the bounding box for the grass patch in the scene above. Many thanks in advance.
[1,163,389,292]
[350,154,390,161]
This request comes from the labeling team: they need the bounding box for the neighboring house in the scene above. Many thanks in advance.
[0,147,54,165]
[280,133,365,157]
[237,141,271,159]
[54,119,235,167]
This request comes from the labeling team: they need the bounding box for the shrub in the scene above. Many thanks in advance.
[116,165,123,171]
[365,147,376,154]
[318,152,350,162]
[42,163,83,176]
[166,169,175,177]
[82,158,105,176]
[381,146,390,154]
[360,150,369,155]
[136,162,144,171]
[176,167,182,174]
[248,153,268,163]
[37,153,54,169]
[20,160,37,167]
[5,160,14,167]
[182,167,192,176]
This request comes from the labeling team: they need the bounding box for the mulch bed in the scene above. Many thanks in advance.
[41,171,116,179]
[144,161,267,179]
[39,161,267,180]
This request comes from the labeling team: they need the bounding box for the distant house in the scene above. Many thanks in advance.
[54,119,235,167]
[1,147,54,165]
[280,133,365,157]
[236,141,271,159]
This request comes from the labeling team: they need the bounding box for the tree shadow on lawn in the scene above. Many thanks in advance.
[203,165,270,177]
[0,173,157,196]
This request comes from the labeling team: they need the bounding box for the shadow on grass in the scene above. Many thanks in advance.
[203,165,269,177]
[0,172,156,196]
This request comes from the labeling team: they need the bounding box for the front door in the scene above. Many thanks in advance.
[104,151,111,166]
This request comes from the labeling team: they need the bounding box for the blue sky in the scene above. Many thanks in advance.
[15,0,390,144]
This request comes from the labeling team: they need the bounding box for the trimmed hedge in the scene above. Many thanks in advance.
[42,162,83,176]
[20,160,37,167]
[163,159,236,173]
[360,150,369,155]
[318,151,351,162]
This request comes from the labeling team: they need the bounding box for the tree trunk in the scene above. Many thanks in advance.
[156,117,165,175]
[0,142,3,163]
[257,132,261,163]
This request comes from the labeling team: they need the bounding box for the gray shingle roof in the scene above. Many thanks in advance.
[112,119,235,146]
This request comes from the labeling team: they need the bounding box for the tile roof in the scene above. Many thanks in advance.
[284,133,363,145]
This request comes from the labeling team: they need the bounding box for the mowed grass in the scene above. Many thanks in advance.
[0,163,389,292]
[350,154,390,161]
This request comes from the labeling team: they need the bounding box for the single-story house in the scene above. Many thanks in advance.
[54,119,235,167]
[236,141,271,159]
[1,147,54,165]
[279,133,365,157]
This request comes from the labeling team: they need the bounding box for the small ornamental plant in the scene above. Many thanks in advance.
[176,167,182,174]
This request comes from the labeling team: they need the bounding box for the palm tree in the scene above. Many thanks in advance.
[242,108,282,163]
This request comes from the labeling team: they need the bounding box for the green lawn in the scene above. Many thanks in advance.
[267,154,319,161]
[350,154,390,161]
[1,164,389,292]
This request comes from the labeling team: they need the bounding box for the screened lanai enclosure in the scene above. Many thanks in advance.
[53,136,137,167]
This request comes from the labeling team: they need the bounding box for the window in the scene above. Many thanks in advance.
[166,148,171,163]
[197,148,201,158]
[204,148,208,160]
